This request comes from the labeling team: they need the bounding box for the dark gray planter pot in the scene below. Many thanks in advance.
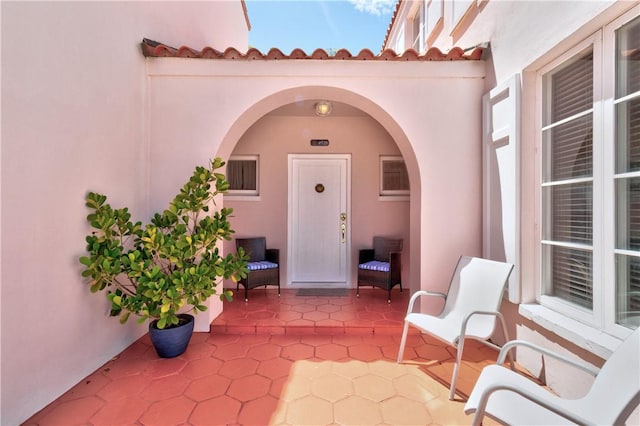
[148,314,194,358]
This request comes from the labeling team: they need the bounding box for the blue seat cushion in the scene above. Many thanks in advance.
[358,260,390,272]
[247,261,279,271]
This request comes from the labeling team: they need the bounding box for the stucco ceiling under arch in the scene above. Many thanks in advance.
[217,85,418,172]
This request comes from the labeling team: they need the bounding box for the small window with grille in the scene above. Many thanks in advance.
[226,155,259,196]
[380,156,409,197]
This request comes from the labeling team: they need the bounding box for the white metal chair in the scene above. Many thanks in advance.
[464,327,640,426]
[397,256,514,400]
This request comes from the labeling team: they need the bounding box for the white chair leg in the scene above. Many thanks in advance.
[449,337,466,400]
[397,320,410,363]
[471,411,484,426]
[497,314,515,370]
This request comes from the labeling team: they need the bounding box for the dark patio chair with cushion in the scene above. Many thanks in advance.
[357,236,403,302]
[235,237,280,302]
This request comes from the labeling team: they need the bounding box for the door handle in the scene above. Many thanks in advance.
[340,212,347,243]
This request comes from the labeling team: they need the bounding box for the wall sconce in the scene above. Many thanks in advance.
[314,101,332,117]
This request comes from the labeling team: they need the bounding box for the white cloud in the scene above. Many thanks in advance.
[347,0,396,16]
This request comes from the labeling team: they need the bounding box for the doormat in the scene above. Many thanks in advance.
[296,288,349,297]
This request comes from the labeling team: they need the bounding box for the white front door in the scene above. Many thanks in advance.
[288,154,350,286]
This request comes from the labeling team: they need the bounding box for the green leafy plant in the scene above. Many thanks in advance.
[80,157,248,329]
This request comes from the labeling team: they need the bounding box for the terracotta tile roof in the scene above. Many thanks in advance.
[140,38,484,61]
[382,0,402,52]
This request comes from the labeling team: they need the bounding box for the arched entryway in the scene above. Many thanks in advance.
[216,86,421,296]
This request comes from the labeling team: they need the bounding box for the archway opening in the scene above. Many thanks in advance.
[217,86,421,296]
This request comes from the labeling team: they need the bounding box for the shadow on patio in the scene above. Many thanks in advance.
[24,289,504,425]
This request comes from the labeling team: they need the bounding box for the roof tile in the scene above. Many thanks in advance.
[311,48,330,60]
[265,48,287,60]
[140,38,483,62]
[334,49,353,60]
[399,49,420,61]
[201,46,222,59]
[446,47,465,60]
[177,46,199,58]
[246,48,264,60]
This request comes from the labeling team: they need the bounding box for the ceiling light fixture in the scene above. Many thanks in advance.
[314,101,332,117]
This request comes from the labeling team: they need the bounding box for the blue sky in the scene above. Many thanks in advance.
[245,0,396,54]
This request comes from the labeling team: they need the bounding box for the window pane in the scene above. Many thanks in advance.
[616,15,640,98]
[616,177,640,250]
[426,0,443,35]
[541,46,594,310]
[615,98,640,173]
[542,114,593,182]
[615,254,640,328]
[543,50,593,125]
[543,245,593,309]
[412,6,422,51]
[452,0,473,27]
[543,183,593,244]
[228,160,257,191]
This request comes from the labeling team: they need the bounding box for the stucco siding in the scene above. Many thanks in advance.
[145,59,486,302]
[1,2,249,424]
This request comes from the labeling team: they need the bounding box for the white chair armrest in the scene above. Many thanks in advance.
[469,382,594,426]
[459,310,505,338]
[462,310,503,321]
[497,340,600,376]
[406,290,446,313]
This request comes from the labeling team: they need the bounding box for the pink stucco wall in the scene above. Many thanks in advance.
[145,64,487,311]
[1,2,249,424]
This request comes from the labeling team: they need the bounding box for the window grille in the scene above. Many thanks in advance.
[380,156,409,196]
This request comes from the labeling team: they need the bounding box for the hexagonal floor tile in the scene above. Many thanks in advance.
[311,374,353,402]
[334,395,384,425]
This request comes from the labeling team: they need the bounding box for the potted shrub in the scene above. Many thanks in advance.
[79,157,248,358]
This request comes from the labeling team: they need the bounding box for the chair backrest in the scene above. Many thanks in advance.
[582,327,640,424]
[235,237,266,262]
[373,237,403,262]
[442,256,514,338]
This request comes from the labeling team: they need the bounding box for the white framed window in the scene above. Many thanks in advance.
[537,8,640,336]
[395,26,405,53]
[451,0,473,31]
[380,156,409,197]
[425,0,443,42]
[411,1,425,52]
[610,11,640,331]
[226,155,259,197]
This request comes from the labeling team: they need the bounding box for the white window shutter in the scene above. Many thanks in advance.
[482,74,521,303]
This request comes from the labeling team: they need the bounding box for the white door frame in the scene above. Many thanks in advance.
[287,154,351,287]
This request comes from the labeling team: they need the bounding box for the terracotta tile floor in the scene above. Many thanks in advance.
[24,288,502,425]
